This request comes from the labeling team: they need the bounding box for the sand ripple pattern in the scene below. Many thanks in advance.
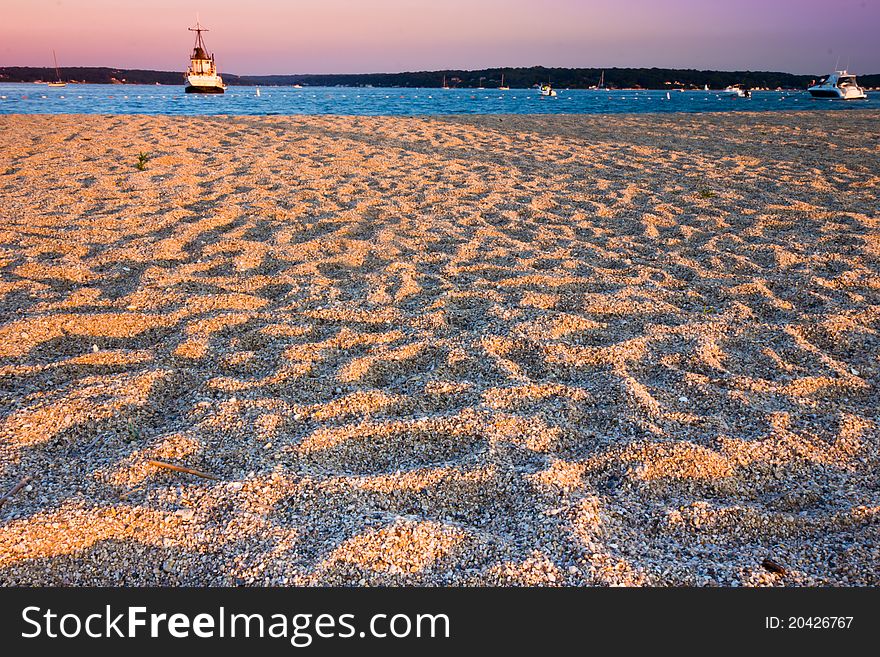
[0,112,878,586]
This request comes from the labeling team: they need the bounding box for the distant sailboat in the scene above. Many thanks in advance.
[589,70,607,91]
[499,73,509,90]
[47,50,66,87]
[442,75,450,89]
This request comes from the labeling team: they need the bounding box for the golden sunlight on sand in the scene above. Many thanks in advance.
[0,111,878,586]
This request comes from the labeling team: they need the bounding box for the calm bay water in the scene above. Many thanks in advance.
[1,83,878,115]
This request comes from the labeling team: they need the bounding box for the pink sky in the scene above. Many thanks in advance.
[2,0,878,75]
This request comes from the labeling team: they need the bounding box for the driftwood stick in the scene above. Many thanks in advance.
[0,476,32,509]
[761,558,786,576]
[147,460,221,481]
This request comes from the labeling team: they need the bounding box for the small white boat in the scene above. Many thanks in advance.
[808,71,867,100]
[441,75,451,90]
[184,20,226,94]
[498,73,509,90]
[720,85,746,97]
[539,83,557,97]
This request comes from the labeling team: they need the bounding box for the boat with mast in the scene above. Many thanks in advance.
[184,20,225,94]
[442,75,450,89]
[589,70,607,90]
[47,50,66,87]
[498,72,509,90]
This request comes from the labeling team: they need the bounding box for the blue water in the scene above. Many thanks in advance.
[1,83,878,115]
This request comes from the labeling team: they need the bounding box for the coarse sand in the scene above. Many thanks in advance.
[0,111,878,585]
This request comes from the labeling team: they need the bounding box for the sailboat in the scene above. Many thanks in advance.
[442,75,451,90]
[589,70,607,90]
[47,51,66,87]
[184,20,226,93]
[498,73,509,90]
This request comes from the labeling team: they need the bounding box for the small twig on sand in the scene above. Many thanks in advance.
[761,558,786,576]
[0,476,32,509]
[147,460,221,481]
[119,484,146,501]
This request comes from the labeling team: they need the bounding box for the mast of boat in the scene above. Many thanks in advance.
[52,50,62,83]
[598,70,604,89]
[189,19,210,58]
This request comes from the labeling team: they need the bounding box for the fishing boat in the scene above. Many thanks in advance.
[184,20,225,94]
[807,71,867,100]
[539,83,557,97]
[47,51,66,87]
[498,73,509,90]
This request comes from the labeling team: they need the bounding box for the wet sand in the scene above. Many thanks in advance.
[0,111,878,586]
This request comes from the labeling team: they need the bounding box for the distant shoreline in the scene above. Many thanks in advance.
[4,65,879,90]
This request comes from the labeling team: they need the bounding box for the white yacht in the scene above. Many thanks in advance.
[184,21,225,94]
[719,85,747,97]
[808,71,867,100]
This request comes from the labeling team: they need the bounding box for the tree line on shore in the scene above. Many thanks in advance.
[2,65,878,89]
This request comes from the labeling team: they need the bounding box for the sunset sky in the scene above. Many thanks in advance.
[2,0,878,75]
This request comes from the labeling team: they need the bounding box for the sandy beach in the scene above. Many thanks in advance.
[0,110,878,586]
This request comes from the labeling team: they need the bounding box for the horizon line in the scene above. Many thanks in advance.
[4,63,877,78]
